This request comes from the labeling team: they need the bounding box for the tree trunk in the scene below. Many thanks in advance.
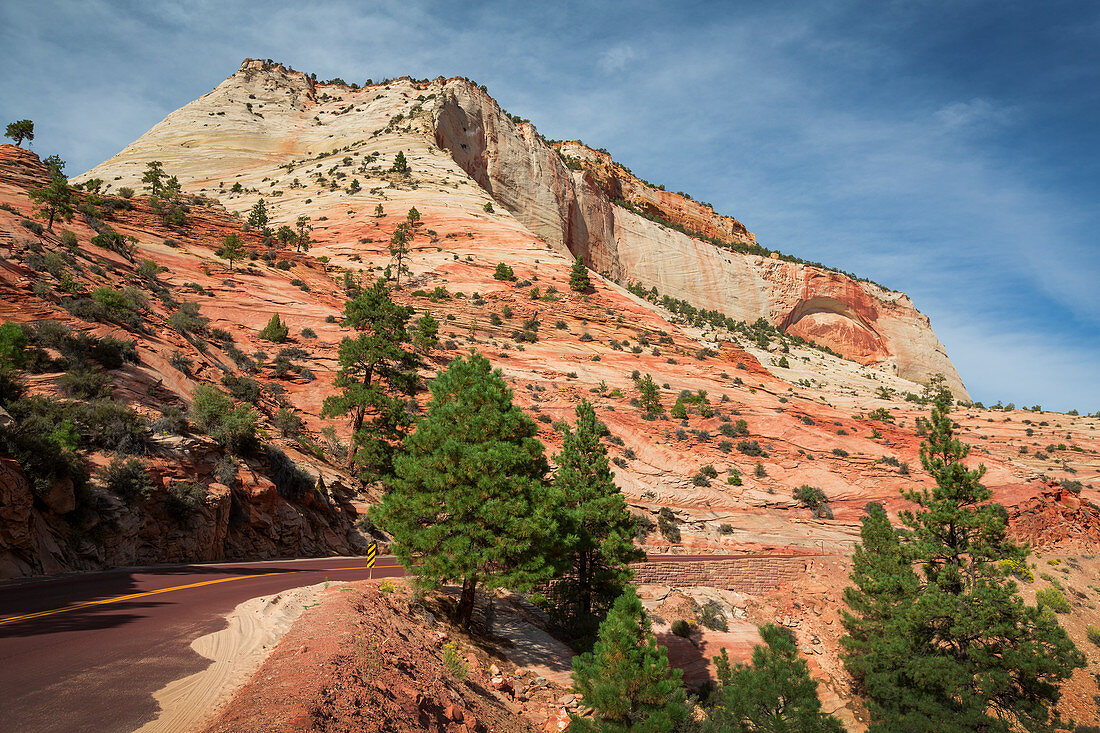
[457,574,478,628]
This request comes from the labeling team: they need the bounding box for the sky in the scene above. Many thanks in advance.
[1,0,1098,412]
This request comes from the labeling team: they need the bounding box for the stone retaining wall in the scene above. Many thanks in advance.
[631,556,811,594]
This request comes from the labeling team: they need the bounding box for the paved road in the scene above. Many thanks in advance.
[0,552,817,732]
[0,556,404,733]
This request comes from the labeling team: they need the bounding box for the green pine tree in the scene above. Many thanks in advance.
[841,396,1085,733]
[141,160,166,196]
[706,624,843,733]
[406,206,420,226]
[839,502,918,699]
[4,119,34,146]
[216,232,245,271]
[321,279,418,480]
[412,312,439,355]
[27,175,74,231]
[569,256,592,293]
[637,374,663,419]
[550,399,643,641]
[570,586,688,733]
[259,313,289,343]
[373,351,556,626]
[247,198,269,230]
[392,150,408,173]
[295,215,312,252]
[389,222,411,288]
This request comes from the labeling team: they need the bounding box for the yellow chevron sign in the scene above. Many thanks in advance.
[366,543,377,568]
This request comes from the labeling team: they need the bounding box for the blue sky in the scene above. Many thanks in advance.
[2,0,1097,411]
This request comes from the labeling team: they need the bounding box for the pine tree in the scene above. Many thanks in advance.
[392,150,408,173]
[276,225,296,249]
[637,374,663,419]
[389,222,411,288]
[247,198,269,230]
[570,586,688,733]
[375,203,384,217]
[550,400,642,641]
[706,624,843,733]
[839,502,918,698]
[569,256,592,293]
[841,396,1085,732]
[27,175,73,231]
[216,232,245,271]
[373,351,556,626]
[412,312,439,355]
[141,161,166,196]
[295,215,312,252]
[406,206,420,226]
[4,120,33,146]
[259,313,289,343]
[321,279,418,480]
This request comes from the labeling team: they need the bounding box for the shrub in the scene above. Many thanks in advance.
[1035,587,1071,614]
[221,374,262,403]
[260,313,289,342]
[442,641,468,679]
[169,302,209,334]
[190,384,258,453]
[300,327,317,339]
[737,440,766,457]
[692,473,711,487]
[754,463,767,478]
[492,262,515,281]
[794,484,830,514]
[273,406,303,437]
[697,599,728,631]
[1086,626,1100,647]
[167,481,207,517]
[832,447,849,457]
[117,186,134,198]
[727,469,742,486]
[658,507,680,542]
[671,619,693,638]
[57,366,112,399]
[97,456,152,504]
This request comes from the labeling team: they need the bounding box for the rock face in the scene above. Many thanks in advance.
[78,59,967,398]
[430,88,967,397]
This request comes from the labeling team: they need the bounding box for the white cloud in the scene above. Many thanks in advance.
[597,44,637,74]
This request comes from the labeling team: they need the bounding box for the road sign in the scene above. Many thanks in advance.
[366,543,377,568]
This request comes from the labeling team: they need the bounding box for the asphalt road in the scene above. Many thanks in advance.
[0,552,805,732]
[0,556,404,733]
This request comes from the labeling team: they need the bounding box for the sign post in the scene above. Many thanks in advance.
[366,542,377,581]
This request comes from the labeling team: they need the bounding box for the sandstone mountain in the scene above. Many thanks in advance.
[81,59,968,398]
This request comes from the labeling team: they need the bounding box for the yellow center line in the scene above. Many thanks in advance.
[0,563,403,626]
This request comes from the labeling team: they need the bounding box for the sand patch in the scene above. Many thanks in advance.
[136,582,327,733]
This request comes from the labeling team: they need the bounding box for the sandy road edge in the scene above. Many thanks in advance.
[135,580,335,733]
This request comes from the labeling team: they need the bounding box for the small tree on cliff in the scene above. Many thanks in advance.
[141,160,166,196]
[216,232,245,271]
[550,399,642,642]
[570,586,687,733]
[706,624,844,732]
[374,351,557,627]
[841,395,1085,732]
[569,256,592,293]
[391,150,409,173]
[388,222,411,289]
[406,206,420,226]
[247,198,269,231]
[636,373,663,419]
[4,120,34,146]
[27,174,74,232]
[295,215,312,253]
[321,278,418,480]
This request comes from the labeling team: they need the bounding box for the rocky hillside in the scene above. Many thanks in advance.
[79,59,967,397]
